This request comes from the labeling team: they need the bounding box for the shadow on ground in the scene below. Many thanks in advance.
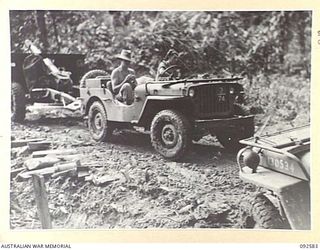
[109,130,226,163]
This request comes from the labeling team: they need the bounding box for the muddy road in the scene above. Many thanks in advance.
[10,111,260,229]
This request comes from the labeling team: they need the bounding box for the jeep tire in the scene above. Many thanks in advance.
[217,104,254,151]
[217,128,250,151]
[151,109,191,161]
[88,101,113,142]
[239,194,288,229]
[11,82,26,122]
[80,69,108,88]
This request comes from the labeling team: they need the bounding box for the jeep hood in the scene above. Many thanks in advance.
[140,79,242,96]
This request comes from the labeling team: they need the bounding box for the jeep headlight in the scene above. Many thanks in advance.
[242,149,260,172]
[189,89,195,97]
[230,87,235,94]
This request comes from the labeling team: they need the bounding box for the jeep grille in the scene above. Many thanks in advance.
[192,84,232,119]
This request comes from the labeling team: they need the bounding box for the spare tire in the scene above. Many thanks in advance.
[11,82,26,122]
[79,69,108,88]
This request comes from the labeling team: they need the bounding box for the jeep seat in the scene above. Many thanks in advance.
[105,80,129,106]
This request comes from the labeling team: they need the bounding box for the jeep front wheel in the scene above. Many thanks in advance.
[239,194,288,229]
[151,110,191,161]
[11,82,26,122]
[88,102,113,142]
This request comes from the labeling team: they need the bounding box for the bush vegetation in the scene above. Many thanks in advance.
[10,10,311,128]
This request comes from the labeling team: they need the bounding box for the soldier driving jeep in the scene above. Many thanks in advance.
[156,49,181,81]
[111,50,137,105]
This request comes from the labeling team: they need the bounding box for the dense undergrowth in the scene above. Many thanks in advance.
[243,73,310,132]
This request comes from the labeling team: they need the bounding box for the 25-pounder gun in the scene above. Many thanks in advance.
[11,40,86,122]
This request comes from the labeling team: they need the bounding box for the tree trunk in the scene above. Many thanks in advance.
[50,11,61,53]
[296,12,308,55]
[35,10,49,52]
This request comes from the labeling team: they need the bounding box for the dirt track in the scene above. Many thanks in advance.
[10,111,260,229]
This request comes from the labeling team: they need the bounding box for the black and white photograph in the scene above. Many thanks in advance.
[9,10,311,230]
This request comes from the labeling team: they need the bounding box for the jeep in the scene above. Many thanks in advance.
[237,124,310,229]
[80,72,254,160]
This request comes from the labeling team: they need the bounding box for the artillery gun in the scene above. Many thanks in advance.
[11,40,85,122]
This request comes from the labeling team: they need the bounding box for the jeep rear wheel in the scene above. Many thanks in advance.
[239,194,288,229]
[217,132,244,151]
[151,110,191,161]
[88,102,113,142]
[11,82,26,122]
[217,122,254,151]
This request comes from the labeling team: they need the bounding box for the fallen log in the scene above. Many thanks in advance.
[77,165,89,171]
[11,166,26,179]
[84,175,93,182]
[32,149,77,158]
[92,175,119,186]
[19,160,81,179]
[28,141,51,152]
[56,154,83,161]
[24,157,60,171]
[11,138,46,148]
[77,170,90,178]
[16,146,30,157]
[51,168,77,178]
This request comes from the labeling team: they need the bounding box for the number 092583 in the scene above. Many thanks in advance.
[300,244,318,248]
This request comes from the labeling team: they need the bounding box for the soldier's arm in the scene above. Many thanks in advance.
[111,70,123,93]
[157,62,168,76]
[129,69,137,88]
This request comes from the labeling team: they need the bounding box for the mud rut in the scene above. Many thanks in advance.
[10,111,258,229]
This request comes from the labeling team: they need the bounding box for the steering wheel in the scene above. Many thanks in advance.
[160,65,179,77]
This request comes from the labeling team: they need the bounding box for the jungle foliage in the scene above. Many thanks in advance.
[10,10,311,126]
[10,10,311,78]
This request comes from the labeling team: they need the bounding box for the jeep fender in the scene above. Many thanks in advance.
[278,180,310,230]
[239,167,310,230]
[259,180,310,230]
[136,96,194,128]
[81,87,113,116]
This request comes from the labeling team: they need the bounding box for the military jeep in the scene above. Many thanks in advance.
[237,125,310,229]
[80,72,254,160]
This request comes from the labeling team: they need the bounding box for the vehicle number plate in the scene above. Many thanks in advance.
[267,156,295,174]
[217,95,226,102]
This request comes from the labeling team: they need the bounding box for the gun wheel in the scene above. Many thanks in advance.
[11,82,26,122]
[239,194,288,229]
[151,109,191,161]
[88,101,113,142]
